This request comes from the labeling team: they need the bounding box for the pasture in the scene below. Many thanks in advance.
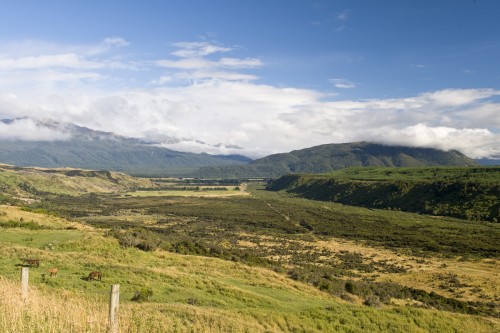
[0,205,498,332]
[125,188,247,197]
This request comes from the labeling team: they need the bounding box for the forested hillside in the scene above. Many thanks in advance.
[267,167,500,222]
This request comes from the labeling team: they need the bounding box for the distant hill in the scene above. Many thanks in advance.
[0,118,251,176]
[193,142,478,178]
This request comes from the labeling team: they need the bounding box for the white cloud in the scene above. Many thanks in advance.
[457,102,500,128]
[0,38,498,160]
[421,89,499,107]
[0,118,72,141]
[0,53,103,70]
[157,58,214,70]
[154,42,263,85]
[3,85,498,159]
[218,57,263,68]
[178,71,258,82]
[85,37,131,56]
[150,75,173,85]
[361,124,498,158]
[171,42,232,58]
[330,78,356,89]
[103,37,130,48]
[157,57,262,71]
[0,38,133,93]
[274,88,500,158]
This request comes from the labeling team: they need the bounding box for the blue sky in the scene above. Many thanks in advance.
[0,0,499,158]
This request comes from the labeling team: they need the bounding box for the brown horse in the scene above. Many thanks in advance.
[23,259,40,267]
[48,268,58,277]
[87,271,102,281]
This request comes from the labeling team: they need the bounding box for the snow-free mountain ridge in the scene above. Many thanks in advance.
[0,118,481,177]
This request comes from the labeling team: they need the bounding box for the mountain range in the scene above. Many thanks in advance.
[0,118,251,176]
[0,118,483,177]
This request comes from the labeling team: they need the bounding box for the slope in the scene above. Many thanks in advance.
[267,166,500,221]
[0,205,498,332]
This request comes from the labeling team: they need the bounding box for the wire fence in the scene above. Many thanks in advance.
[19,267,121,332]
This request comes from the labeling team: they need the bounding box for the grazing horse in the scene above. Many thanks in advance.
[87,271,102,281]
[23,259,40,267]
[48,268,58,277]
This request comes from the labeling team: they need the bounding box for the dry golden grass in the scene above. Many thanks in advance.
[235,233,500,306]
[0,204,88,230]
[0,276,109,332]
[316,238,500,304]
[3,275,499,333]
[1,218,499,332]
[0,165,153,199]
[0,277,269,333]
[125,189,249,198]
[381,259,500,303]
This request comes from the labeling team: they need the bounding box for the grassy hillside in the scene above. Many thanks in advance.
[0,164,152,201]
[267,166,500,222]
[23,184,500,317]
[0,205,498,332]
[0,166,499,332]
[193,142,478,178]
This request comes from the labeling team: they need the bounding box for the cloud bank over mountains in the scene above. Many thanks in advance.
[0,38,498,159]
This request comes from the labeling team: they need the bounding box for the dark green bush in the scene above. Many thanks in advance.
[113,228,161,251]
[0,220,45,230]
[363,294,382,307]
[131,288,153,302]
[187,297,199,305]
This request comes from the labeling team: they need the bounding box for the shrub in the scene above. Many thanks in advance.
[0,220,45,230]
[113,228,161,251]
[187,297,199,305]
[363,294,382,307]
[131,288,153,302]
[345,281,354,294]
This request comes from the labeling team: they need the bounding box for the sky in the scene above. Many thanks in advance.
[0,0,499,159]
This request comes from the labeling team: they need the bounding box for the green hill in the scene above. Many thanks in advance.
[267,166,500,221]
[194,142,478,178]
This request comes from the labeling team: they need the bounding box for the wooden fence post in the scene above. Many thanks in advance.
[108,284,120,333]
[20,267,29,301]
